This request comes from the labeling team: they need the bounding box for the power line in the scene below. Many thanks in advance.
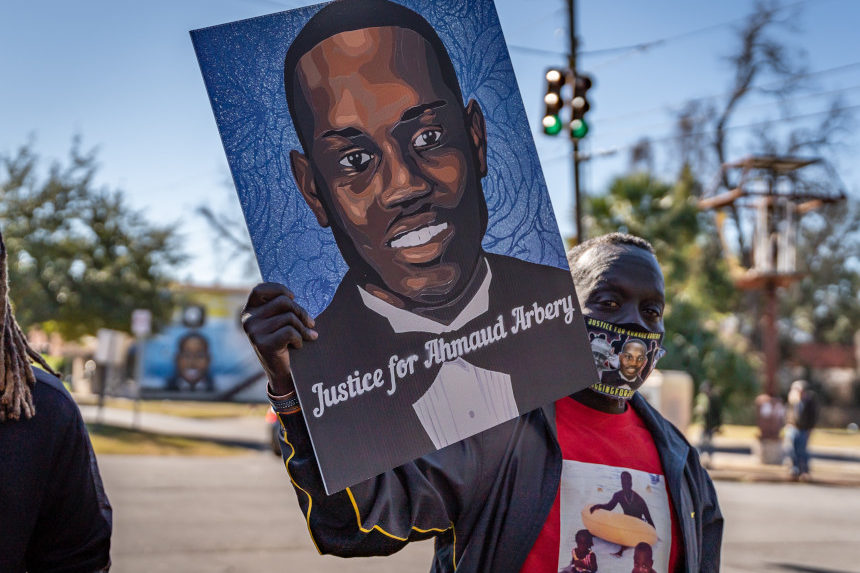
[582,0,807,59]
[507,14,739,60]
[505,6,566,38]
[507,14,734,61]
[596,61,860,127]
[508,44,565,58]
[659,101,860,142]
[510,1,811,66]
[541,101,860,163]
[598,85,860,140]
[580,15,745,59]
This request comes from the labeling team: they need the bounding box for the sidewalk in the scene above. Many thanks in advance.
[81,403,860,486]
[79,404,270,450]
[701,435,860,487]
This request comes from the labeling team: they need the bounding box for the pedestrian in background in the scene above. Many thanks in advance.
[694,381,722,465]
[786,379,819,481]
[0,230,112,572]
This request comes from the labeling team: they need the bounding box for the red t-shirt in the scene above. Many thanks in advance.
[521,397,682,573]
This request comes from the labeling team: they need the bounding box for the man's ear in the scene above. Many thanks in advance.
[465,99,487,177]
[290,149,329,228]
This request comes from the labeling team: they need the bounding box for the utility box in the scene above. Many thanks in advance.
[639,369,694,431]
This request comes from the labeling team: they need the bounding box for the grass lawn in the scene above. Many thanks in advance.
[76,396,269,420]
[87,423,248,456]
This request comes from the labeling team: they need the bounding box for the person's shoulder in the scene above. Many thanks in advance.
[486,252,569,274]
[485,252,573,289]
[313,271,365,328]
[33,367,71,400]
[31,367,81,423]
[301,273,391,359]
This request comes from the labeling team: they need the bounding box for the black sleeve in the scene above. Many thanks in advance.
[693,457,723,573]
[277,409,480,559]
[26,400,112,573]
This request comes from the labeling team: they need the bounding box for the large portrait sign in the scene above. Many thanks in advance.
[192,0,596,493]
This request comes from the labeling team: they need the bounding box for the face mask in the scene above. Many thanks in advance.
[585,317,666,401]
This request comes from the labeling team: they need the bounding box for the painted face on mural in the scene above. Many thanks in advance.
[290,26,488,309]
[176,334,211,385]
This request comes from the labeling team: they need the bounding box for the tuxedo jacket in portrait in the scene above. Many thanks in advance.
[290,252,593,492]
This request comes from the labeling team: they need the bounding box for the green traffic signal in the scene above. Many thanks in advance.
[570,118,588,139]
[541,69,593,138]
[543,114,562,135]
[542,68,565,137]
[571,74,593,140]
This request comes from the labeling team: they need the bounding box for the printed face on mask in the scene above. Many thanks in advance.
[619,339,648,379]
[584,319,664,399]
[575,244,666,401]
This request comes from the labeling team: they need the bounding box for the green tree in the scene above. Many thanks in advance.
[0,140,186,340]
[782,201,860,345]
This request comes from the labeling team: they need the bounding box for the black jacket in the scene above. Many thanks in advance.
[0,368,112,573]
[278,392,722,572]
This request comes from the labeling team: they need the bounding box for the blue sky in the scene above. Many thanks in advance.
[2,0,857,285]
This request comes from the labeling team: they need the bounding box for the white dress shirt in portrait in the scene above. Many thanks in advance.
[357,258,519,448]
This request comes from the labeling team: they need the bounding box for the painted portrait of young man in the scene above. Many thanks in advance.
[193,0,595,492]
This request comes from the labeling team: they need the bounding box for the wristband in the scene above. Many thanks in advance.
[268,389,301,414]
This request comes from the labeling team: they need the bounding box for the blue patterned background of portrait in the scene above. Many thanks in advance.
[192,0,567,318]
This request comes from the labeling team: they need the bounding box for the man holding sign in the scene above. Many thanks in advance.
[246,230,723,572]
[195,0,721,570]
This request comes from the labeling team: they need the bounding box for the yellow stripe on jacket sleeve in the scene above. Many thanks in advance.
[345,485,457,569]
[281,419,458,569]
[280,421,322,554]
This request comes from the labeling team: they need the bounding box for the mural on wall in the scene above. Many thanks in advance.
[141,287,265,401]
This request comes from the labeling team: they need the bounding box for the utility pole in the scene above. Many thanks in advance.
[567,0,582,243]
[542,0,591,243]
[699,155,844,464]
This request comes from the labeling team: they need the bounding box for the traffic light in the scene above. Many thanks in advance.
[570,74,592,139]
[542,68,565,136]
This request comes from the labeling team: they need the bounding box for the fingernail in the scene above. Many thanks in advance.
[309,329,318,340]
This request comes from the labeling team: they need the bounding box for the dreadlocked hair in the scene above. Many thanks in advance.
[0,231,57,422]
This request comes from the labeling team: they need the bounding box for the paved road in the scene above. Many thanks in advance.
[717,480,860,573]
[100,453,432,572]
[99,452,860,572]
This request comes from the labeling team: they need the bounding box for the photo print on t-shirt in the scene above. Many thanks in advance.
[558,461,672,573]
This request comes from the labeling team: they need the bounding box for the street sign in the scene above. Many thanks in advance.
[131,309,152,337]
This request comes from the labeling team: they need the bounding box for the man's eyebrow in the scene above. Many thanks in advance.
[320,126,364,139]
[589,280,625,295]
[399,100,447,123]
